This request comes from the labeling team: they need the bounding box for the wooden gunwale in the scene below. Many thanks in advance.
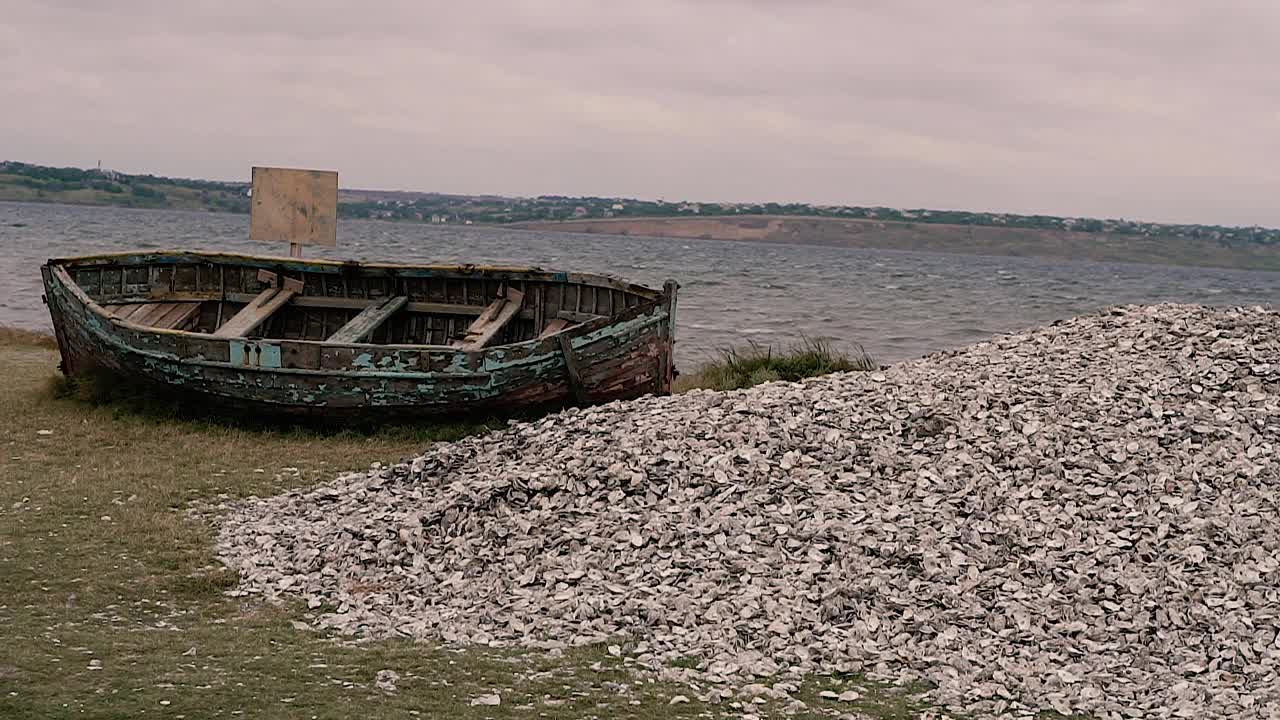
[50,250,660,298]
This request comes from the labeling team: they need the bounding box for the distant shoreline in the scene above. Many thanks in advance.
[5,196,1280,274]
[511,215,1280,273]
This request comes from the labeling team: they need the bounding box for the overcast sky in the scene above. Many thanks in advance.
[4,1,1277,226]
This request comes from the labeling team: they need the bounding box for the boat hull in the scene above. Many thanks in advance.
[41,252,677,421]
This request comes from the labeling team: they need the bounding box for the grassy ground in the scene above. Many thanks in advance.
[0,329,937,719]
[675,339,877,392]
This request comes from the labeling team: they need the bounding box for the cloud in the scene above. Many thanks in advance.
[3,0,1278,225]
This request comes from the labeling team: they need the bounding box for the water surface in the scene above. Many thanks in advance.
[3,201,1277,365]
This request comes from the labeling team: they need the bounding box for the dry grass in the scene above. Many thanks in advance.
[676,338,877,392]
[0,326,57,349]
[0,328,937,719]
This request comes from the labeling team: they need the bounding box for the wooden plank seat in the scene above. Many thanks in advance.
[537,317,573,339]
[109,302,201,331]
[450,287,525,350]
[212,286,297,338]
[326,296,408,344]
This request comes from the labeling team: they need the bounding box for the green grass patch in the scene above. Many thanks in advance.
[0,335,733,719]
[795,673,939,719]
[675,337,877,392]
[0,326,958,719]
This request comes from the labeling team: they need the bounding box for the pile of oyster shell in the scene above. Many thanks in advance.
[217,304,1280,719]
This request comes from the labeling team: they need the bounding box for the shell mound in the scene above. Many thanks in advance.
[218,304,1280,719]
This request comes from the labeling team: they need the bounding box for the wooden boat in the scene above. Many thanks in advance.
[41,250,677,420]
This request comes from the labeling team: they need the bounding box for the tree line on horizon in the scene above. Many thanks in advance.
[2,160,1276,246]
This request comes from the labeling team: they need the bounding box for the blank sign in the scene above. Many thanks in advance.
[249,167,338,247]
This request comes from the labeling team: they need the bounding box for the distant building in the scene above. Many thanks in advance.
[611,203,624,211]
[573,206,589,218]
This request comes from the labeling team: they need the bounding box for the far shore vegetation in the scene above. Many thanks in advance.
[5,159,1280,265]
[0,326,935,719]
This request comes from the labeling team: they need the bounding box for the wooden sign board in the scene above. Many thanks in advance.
[249,167,338,251]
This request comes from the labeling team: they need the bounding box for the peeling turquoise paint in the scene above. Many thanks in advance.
[261,343,281,368]
[343,350,428,374]
[229,340,282,368]
[377,354,407,371]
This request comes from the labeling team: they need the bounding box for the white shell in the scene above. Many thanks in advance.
[214,304,1280,719]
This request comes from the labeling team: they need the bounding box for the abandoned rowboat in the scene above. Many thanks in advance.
[41,251,677,419]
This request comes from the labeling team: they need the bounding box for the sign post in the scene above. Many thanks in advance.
[248,167,338,257]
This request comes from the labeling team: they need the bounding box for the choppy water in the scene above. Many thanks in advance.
[3,201,1278,366]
